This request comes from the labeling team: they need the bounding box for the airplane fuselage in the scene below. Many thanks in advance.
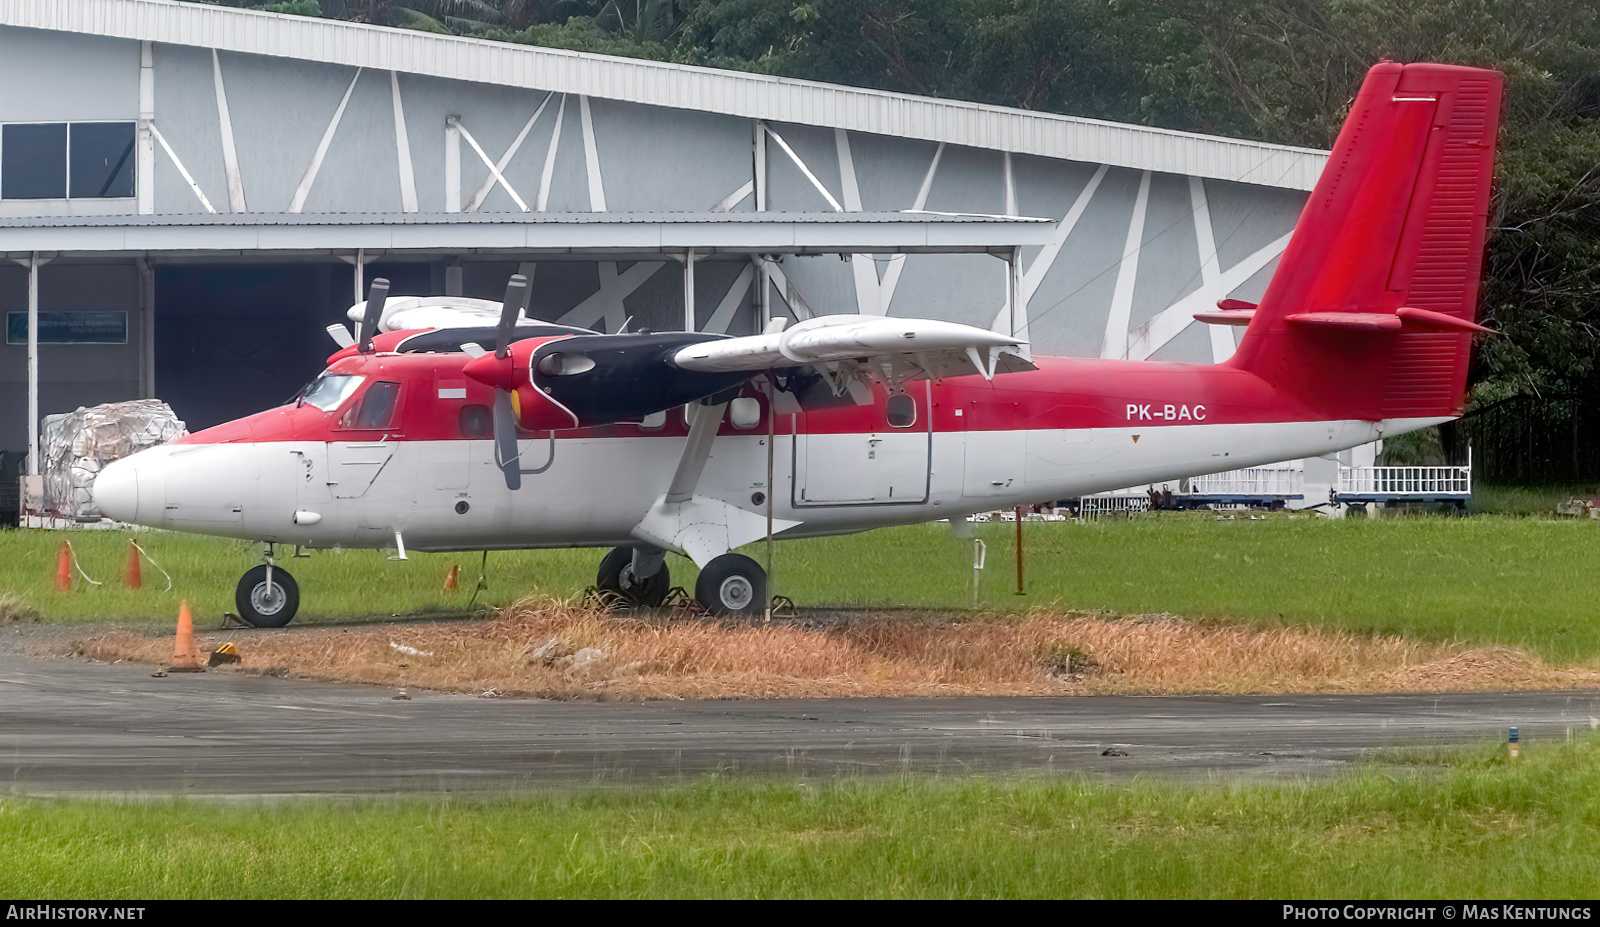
[95,350,1439,552]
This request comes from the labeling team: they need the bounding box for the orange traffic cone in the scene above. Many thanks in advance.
[124,540,142,590]
[55,543,72,592]
[443,564,460,592]
[168,600,204,673]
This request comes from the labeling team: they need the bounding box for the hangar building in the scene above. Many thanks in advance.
[0,0,1327,485]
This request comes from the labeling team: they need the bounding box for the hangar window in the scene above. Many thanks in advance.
[69,123,136,198]
[1,121,136,200]
[2,124,67,199]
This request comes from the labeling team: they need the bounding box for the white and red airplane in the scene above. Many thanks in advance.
[93,62,1501,626]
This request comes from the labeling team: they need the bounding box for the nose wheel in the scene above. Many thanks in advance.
[694,553,767,617]
[236,563,300,628]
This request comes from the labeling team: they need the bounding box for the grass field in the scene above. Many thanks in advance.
[2,737,1597,898]
[7,509,1600,662]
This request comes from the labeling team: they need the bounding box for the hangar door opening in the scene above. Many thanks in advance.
[153,262,430,432]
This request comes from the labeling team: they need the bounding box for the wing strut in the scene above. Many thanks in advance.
[632,398,802,567]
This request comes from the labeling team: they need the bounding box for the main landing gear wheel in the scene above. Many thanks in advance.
[236,564,299,628]
[596,547,671,608]
[694,553,767,617]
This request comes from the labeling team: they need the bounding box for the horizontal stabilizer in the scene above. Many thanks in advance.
[1194,309,1256,326]
[1284,308,1493,334]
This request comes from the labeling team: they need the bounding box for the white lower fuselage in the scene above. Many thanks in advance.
[109,416,1439,553]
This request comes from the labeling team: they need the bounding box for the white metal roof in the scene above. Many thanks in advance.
[0,210,1054,254]
[0,0,1330,191]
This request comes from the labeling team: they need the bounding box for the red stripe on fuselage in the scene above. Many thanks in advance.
[178,351,1324,448]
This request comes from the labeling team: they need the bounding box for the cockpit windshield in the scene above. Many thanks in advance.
[298,373,365,412]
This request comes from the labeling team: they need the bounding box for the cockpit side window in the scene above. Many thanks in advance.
[299,373,364,412]
[340,380,401,430]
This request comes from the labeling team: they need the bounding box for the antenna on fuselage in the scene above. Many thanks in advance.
[357,278,390,354]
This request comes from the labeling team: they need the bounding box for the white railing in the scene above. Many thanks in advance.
[1337,465,1471,497]
[1188,466,1304,497]
[1078,494,1151,519]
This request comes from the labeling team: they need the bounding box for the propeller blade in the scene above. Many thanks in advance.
[325,324,355,349]
[492,390,522,491]
[496,274,529,359]
[460,342,487,359]
[358,277,390,354]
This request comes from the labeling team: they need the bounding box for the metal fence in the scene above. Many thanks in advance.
[1188,466,1304,497]
[1337,464,1472,497]
[1078,494,1152,519]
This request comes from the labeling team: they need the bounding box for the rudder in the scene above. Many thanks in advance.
[1227,62,1502,423]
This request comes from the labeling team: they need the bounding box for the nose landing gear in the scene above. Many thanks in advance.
[236,562,299,628]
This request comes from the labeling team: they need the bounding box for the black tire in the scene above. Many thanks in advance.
[236,564,299,628]
[694,553,767,617]
[596,547,671,608]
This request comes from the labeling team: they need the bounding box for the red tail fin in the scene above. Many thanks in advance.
[1229,62,1502,422]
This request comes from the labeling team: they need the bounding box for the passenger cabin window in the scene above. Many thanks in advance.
[886,393,916,428]
[341,381,401,430]
[459,403,493,439]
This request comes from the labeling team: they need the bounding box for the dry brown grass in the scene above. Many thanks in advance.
[64,596,1600,699]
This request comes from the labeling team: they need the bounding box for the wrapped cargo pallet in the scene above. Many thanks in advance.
[40,400,186,520]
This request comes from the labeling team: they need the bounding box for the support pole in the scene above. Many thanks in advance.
[1015,504,1025,596]
[27,252,39,477]
[137,41,155,215]
[753,120,767,212]
[13,252,55,477]
[444,116,461,212]
[765,377,775,623]
[137,256,155,398]
[757,257,771,329]
[682,249,696,332]
[1006,250,1017,340]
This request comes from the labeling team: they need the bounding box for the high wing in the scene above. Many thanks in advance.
[671,315,1033,385]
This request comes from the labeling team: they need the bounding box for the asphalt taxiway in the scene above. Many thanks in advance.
[2,652,1596,794]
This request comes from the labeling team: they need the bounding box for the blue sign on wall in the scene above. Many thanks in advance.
[6,311,128,345]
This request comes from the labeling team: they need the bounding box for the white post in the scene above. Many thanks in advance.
[682,249,696,332]
[1004,250,1016,339]
[137,41,154,215]
[26,252,39,477]
[444,116,461,213]
[757,257,771,329]
[753,120,767,212]
[1010,246,1027,354]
